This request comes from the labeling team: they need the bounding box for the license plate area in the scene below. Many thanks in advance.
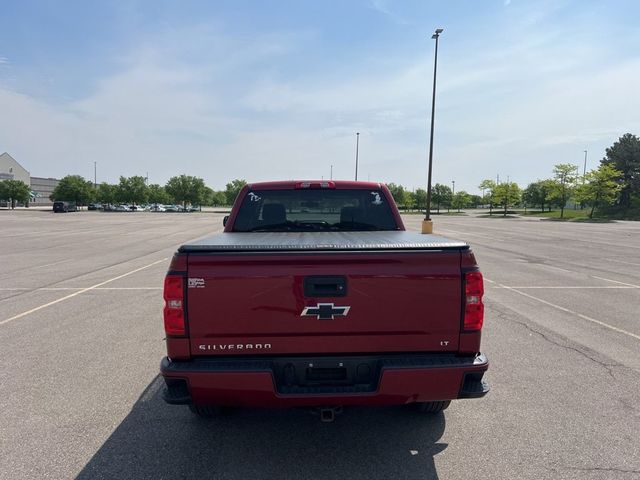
[306,367,347,382]
[273,356,381,394]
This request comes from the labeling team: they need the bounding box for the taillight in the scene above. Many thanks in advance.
[464,271,484,331]
[164,275,185,336]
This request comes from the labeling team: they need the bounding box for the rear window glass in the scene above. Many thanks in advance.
[232,189,398,232]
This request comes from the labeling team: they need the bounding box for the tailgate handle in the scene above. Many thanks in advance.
[304,276,347,297]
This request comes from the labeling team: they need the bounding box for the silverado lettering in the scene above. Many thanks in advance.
[160,180,489,419]
[198,344,272,351]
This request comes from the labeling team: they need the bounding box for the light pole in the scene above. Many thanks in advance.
[451,180,455,196]
[94,161,97,189]
[330,164,333,180]
[583,150,588,182]
[355,132,360,181]
[422,27,444,234]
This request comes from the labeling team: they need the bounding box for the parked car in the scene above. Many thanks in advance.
[53,201,77,213]
[150,204,166,212]
[114,204,128,212]
[88,203,102,211]
[129,205,144,212]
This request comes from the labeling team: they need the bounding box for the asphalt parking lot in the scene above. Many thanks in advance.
[1,210,639,479]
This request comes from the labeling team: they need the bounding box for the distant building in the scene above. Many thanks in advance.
[0,152,30,185]
[0,152,59,206]
[30,176,60,205]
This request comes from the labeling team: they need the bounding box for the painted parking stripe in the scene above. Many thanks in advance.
[497,284,640,341]
[0,259,167,326]
[0,287,163,291]
[591,275,640,288]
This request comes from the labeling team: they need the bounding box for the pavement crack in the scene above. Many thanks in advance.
[492,303,622,379]
[563,466,640,475]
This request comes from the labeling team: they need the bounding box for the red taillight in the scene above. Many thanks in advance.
[464,271,484,331]
[164,275,185,336]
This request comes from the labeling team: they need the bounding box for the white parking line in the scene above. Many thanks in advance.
[0,287,162,291]
[591,275,640,288]
[497,284,640,341]
[0,259,167,326]
[436,227,501,241]
[489,286,638,289]
[32,259,73,270]
[606,258,640,267]
[537,264,572,273]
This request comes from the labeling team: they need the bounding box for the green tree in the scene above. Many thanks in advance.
[224,179,248,205]
[478,179,496,214]
[201,186,214,207]
[601,133,640,209]
[50,175,94,206]
[403,191,415,211]
[523,180,553,212]
[211,191,227,206]
[0,180,31,209]
[432,183,452,213]
[95,183,117,205]
[452,191,471,212]
[550,164,579,219]
[414,188,427,210]
[166,175,207,210]
[386,183,406,208]
[117,176,149,205]
[493,182,521,216]
[469,194,482,208]
[574,164,622,218]
[147,184,172,205]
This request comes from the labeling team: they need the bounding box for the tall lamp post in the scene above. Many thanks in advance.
[355,132,360,181]
[94,161,97,189]
[422,27,444,234]
[583,150,588,182]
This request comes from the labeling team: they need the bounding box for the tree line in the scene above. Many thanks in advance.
[387,133,639,219]
[46,176,249,210]
[0,174,249,210]
[478,133,639,219]
[2,134,639,216]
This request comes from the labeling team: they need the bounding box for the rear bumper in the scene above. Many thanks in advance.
[161,353,489,408]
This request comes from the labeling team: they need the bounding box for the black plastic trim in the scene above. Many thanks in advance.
[161,353,489,397]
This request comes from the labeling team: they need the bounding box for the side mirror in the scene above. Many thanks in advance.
[223,215,229,227]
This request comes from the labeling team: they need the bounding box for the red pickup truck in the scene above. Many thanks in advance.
[161,180,488,421]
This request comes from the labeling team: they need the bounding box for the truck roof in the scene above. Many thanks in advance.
[246,180,384,190]
[179,231,468,253]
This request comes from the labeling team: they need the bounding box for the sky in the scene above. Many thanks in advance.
[1,0,640,193]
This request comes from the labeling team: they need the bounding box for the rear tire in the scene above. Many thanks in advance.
[411,400,451,413]
[188,404,222,417]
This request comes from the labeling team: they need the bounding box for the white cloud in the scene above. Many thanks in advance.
[367,0,410,25]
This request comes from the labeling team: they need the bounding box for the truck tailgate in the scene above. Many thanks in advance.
[185,249,463,356]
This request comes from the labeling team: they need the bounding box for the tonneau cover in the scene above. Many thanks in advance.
[179,231,468,252]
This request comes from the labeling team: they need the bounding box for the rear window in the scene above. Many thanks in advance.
[232,189,399,232]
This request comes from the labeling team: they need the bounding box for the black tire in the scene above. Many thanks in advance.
[411,400,451,413]
[188,404,222,417]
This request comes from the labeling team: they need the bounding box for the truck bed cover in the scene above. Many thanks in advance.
[178,231,468,253]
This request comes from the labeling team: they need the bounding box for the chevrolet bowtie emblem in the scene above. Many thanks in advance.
[301,303,351,320]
